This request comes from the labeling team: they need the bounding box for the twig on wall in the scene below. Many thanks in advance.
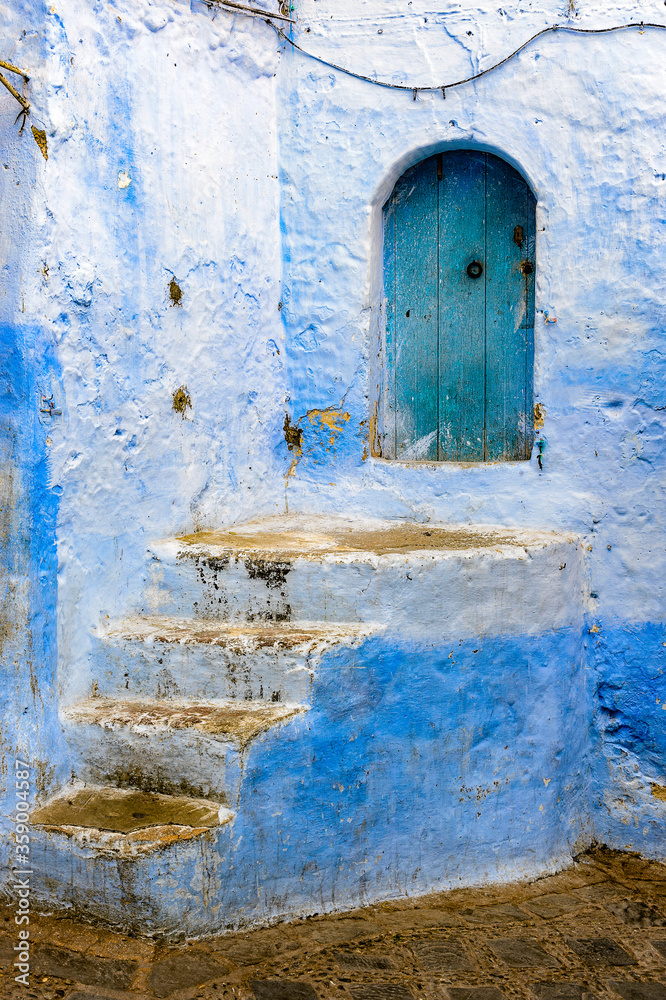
[0,59,30,131]
[205,0,295,24]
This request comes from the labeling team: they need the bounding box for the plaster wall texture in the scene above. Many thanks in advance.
[0,0,665,932]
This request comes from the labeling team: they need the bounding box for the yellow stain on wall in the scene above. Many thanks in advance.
[651,783,666,801]
[369,400,380,458]
[31,126,48,160]
[307,407,350,447]
[533,402,546,430]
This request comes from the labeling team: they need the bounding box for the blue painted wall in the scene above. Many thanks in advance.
[0,318,64,813]
[0,0,68,863]
[0,98,67,865]
[30,624,592,935]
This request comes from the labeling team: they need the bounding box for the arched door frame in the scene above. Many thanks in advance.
[368,141,540,463]
[369,142,540,464]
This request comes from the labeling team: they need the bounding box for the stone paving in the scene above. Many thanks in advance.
[2,849,666,1000]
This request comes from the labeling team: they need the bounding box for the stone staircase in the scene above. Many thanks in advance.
[30,515,586,936]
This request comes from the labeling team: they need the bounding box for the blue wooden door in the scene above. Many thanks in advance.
[383,151,536,462]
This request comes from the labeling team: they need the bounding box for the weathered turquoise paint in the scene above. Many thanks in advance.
[392,156,439,461]
[439,151,486,462]
[383,151,536,462]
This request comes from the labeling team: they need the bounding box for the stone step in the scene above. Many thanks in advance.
[30,782,234,857]
[62,697,305,803]
[144,514,583,635]
[91,616,378,704]
[33,514,588,936]
[30,783,235,935]
[39,604,590,938]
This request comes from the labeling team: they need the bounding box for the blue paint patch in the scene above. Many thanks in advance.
[589,621,666,777]
[0,320,66,861]
[208,628,592,931]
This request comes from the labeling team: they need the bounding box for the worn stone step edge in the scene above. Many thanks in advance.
[30,783,234,858]
[62,697,306,748]
[149,514,576,564]
[96,616,380,650]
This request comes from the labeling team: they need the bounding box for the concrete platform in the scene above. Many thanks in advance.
[63,697,306,801]
[40,515,588,935]
[175,518,556,557]
[90,617,379,703]
[144,515,584,635]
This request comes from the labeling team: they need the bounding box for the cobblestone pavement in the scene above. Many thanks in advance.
[2,849,666,1000]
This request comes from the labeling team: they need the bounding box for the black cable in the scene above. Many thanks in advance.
[274,21,664,95]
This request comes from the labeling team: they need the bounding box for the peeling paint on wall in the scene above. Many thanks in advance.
[30,126,47,160]
[307,406,350,448]
[172,385,192,418]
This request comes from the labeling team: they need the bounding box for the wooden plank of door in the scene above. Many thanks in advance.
[383,191,397,459]
[524,180,536,455]
[484,156,535,461]
[438,151,486,461]
[392,156,439,460]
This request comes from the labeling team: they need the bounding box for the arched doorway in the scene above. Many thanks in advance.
[382,150,536,462]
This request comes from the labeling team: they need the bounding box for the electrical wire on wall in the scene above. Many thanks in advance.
[204,2,666,100]
[275,21,665,98]
[4,9,665,134]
